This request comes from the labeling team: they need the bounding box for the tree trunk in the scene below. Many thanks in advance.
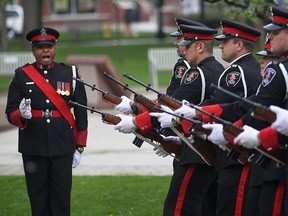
[0,0,8,51]
[22,0,43,48]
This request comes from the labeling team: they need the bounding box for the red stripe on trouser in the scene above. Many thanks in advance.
[174,165,196,216]
[234,166,250,216]
[272,180,285,216]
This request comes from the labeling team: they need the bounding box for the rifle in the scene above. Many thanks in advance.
[73,77,122,105]
[122,73,183,110]
[210,83,276,123]
[73,77,146,147]
[188,102,286,166]
[154,105,216,166]
[69,100,181,160]
[104,72,162,113]
[122,74,255,164]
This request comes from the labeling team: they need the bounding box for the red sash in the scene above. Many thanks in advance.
[22,64,77,139]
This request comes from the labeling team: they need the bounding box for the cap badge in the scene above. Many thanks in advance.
[40,28,47,38]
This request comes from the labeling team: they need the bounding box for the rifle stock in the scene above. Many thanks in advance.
[69,100,181,159]
[155,106,216,166]
[210,83,277,123]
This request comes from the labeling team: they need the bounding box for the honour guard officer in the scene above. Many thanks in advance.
[115,23,224,215]
[156,20,262,215]
[256,37,276,76]
[5,27,88,216]
[173,10,287,215]
[166,18,205,96]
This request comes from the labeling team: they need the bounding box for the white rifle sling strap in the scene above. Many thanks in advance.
[197,66,206,105]
[279,63,288,101]
[72,65,77,95]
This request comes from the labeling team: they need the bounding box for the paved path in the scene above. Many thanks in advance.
[0,89,174,176]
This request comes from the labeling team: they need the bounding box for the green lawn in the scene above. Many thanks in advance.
[0,175,171,216]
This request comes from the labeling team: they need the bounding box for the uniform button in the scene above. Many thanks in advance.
[44,70,48,74]
[267,147,273,151]
[29,89,32,93]
[46,99,50,103]
[46,79,49,82]
[47,119,50,123]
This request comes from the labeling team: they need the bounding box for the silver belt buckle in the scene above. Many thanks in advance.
[44,109,51,118]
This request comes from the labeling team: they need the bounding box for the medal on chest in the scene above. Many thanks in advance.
[57,81,70,96]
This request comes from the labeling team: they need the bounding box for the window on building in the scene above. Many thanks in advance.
[52,0,97,15]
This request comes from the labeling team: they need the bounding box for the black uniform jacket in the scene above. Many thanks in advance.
[200,53,261,170]
[219,58,288,185]
[176,56,224,165]
[5,62,88,157]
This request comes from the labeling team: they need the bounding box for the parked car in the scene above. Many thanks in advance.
[5,4,24,39]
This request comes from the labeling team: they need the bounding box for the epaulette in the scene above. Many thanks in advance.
[272,57,288,65]
[177,57,185,64]
[21,63,30,68]
[60,62,69,66]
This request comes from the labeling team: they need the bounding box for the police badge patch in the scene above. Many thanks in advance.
[262,67,276,87]
[184,69,199,84]
[226,71,241,87]
[174,66,186,79]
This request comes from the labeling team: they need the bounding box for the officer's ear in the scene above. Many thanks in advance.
[236,40,244,51]
[197,41,205,52]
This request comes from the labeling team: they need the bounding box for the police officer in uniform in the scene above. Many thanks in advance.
[174,13,287,215]
[5,27,88,216]
[256,36,276,76]
[159,20,262,215]
[115,24,224,215]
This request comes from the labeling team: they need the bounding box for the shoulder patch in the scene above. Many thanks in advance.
[262,67,277,87]
[173,58,188,80]
[225,71,241,87]
[174,65,187,80]
[183,68,199,84]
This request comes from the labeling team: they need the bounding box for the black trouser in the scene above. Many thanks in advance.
[259,180,286,216]
[22,154,73,216]
[216,164,251,216]
[163,163,217,216]
[245,185,261,216]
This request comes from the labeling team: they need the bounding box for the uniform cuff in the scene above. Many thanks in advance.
[201,104,223,123]
[76,129,88,147]
[259,127,280,150]
[9,109,27,128]
[181,120,193,136]
[135,111,152,134]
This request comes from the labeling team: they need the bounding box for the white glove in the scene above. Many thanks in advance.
[150,105,176,128]
[72,150,81,168]
[114,114,137,134]
[174,100,196,119]
[270,105,288,136]
[153,145,169,158]
[164,136,181,145]
[202,123,229,147]
[19,98,32,119]
[115,96,133,115]
[234,125,260,149]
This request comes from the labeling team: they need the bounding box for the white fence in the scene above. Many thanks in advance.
[148,47,228,89]
[0,52,35,75]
